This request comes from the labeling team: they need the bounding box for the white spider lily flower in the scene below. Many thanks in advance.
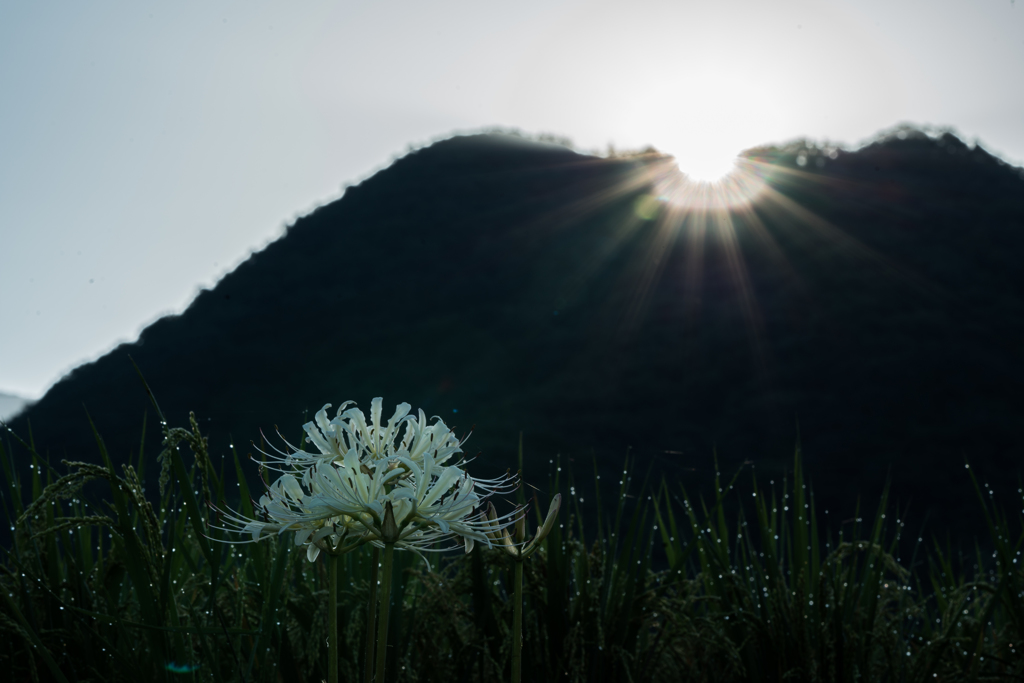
[304,449,519,554]
[333,399,467,467]
[337,397,410,460]
[394,407,466,468]
[212,447,519,562]
[258,398,467,472]
[208,473,367,561]
[260,399,410,469]
[212,398,519,565]
[209,470,436,562]
[390,455,520,550]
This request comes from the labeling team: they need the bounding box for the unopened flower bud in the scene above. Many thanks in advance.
[515,505,526,544]
[535,494,561,544]
[521,493,561,558]
[501,527,516,553]
[484,502,503,543]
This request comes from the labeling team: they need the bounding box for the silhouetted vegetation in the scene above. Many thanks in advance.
[6,127,1024,555]
[3,412,1024,682]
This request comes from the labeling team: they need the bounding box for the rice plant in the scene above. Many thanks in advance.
[2,405,1023,682]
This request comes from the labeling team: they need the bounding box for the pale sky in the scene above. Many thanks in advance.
[2,0,1022,400]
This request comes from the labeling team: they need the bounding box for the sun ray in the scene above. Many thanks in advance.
[620,159,776,365]
[509,144,961,396]
[712,208,770,377]
[680,210,708,327]
[616,205,684,338]
[751,173,954,307]
[565,147,934,386]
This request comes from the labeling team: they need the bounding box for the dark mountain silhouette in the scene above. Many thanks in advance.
[5,129,1024,553]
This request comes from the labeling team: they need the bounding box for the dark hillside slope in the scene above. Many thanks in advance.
[7,130,1024,550]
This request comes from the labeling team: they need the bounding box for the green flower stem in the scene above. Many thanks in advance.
[329,552,339,683]
[364,545,380,683]
[374,542,396,683]
[513,557,524,683]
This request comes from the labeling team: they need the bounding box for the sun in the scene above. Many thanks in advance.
[632,73,788,187]
[661,141,744,184]
[678,156,741,185]
[644,154,771,211]
[605,65,790,188]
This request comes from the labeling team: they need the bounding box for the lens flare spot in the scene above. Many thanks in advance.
[633,194,662,220]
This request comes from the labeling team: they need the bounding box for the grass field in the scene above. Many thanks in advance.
[2,406,1023,682]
